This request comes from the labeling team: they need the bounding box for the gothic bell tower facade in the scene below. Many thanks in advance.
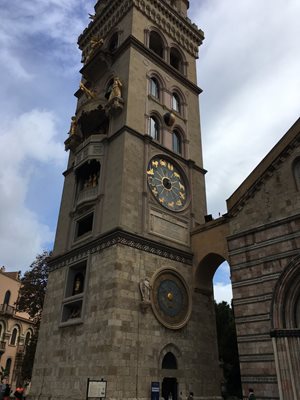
[30,1,221,399]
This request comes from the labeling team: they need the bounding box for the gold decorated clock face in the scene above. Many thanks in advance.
[147,157,188,211]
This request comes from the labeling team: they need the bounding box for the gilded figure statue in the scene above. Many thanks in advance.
[79,82,97,99]
[108,76,122,101]
[69,116,77,135]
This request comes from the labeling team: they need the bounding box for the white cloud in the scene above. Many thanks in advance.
[0,110,64,270]
[213,283,233,305]
[191,0,300,216]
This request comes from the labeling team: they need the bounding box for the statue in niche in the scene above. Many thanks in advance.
[69,116,77,135]
[79,82,97,99]
[108,76,122,101]
[140,277,151,303]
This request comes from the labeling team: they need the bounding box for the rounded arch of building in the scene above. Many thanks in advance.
[195,252,228,294]
[147,70,167,91]
[10,323,22,345]
[169,43,187,74]
[158,343,182,371]
[271,254,300,329]
[106,28,122,51]
[146,27,168,59]
[24,328,34,345]
[170,85,187,107]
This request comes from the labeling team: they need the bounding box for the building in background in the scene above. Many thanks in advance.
[0,267,34,388]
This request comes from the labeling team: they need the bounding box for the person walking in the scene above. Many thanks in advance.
[14,386,24,400]
[248,388,256,400]
[3,384,11,400]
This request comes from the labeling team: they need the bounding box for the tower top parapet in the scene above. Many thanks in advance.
[79,0,204,58]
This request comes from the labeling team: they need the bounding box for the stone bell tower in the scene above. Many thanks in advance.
[30,1,222,399]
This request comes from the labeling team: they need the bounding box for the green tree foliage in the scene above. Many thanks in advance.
[16,250,51,382]
[215,301,242,399]
[16,250,51,326]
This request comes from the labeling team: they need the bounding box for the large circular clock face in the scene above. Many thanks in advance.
[151,270,191,330]
[147,157,188,211]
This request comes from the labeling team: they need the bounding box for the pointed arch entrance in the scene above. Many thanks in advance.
[159,345,181,400]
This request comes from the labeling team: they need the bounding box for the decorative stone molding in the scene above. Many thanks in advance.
[235,313,270,324]
[78,0,203,58]
[233,293,273,306]
[49,229,193,272]
[241,376,278,384]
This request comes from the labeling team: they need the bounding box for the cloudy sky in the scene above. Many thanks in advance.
[0,0,299,304]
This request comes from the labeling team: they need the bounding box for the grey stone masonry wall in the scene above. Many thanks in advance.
[30,243,221,400]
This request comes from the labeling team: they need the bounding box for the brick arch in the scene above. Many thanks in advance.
[271,254,300,329]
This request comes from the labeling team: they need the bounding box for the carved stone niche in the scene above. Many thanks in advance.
[78,105,109,140]
[80,50,112,82]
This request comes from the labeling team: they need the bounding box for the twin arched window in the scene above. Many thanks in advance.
[148,31,185,74]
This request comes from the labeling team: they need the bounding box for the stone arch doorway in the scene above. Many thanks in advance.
[159,345,180,400]
[271,255,300,399]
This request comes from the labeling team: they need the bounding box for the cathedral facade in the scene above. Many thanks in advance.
[29,1,299,400]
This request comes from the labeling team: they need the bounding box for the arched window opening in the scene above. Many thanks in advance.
[10,327,18,346]
[150,77,160,99]
[293,158,300,191]
[172,93,181,113]
[25,331,31,346]
[3,290,11,305]
[170,48,183,73]
[108,32,119,52]
[149,116,160,141]
[149,31,164,58]
[172,130,182,154]
[162,352,177,369]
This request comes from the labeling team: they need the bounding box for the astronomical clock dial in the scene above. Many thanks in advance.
[151,270,191,330]
[146,157,188,211]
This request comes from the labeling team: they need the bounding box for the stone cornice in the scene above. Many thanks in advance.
[49,228,193,271]
[78,0,203,57]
